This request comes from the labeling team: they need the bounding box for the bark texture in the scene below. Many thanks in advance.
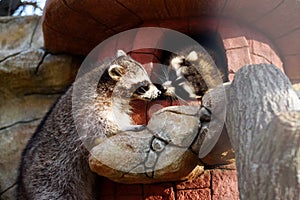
[226,64,300,199]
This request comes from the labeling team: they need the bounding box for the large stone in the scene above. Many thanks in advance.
[89,106,204,184]
[0,16,41,61]
[211,169,239,200]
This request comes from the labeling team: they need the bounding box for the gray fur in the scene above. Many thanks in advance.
[17,52,160,200]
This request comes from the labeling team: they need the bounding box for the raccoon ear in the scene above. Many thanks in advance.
[108,64,126,81]
[116,50,127,57]
[186,51,198,61]
[170,56,184,69]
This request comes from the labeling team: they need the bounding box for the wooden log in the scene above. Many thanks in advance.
[226,64,300,199]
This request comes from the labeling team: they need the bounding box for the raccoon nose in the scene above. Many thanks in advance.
[153,83,166,93]
[156,88,161,95]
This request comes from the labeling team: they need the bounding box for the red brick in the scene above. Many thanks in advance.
[238,22,282,65]
[218,18,285,78]
[223,36,249,50]
[117,184,143,196]
[249,39,283,69]
[211,169,239,200]
[226,47,252,74]
[176,170,210,190]
[250,54,271,66]
[143,183,175,200]
[249,47,283,70]
[176,188,210,200]
[116,195,143,200]
[97,169,240,200]
[97,177,116,196]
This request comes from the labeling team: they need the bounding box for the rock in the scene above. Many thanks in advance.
[0,16,41,61]
[0,120,40,200]
[211,169,239,200]
[89,105,204,184]
[0,16,80,200]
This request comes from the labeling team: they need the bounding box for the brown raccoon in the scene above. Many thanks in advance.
[17,50,160,200]
[156,44,228,101]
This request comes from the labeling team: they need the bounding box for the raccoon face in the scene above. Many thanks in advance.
[108,50,161,101]
[170,51,199,78]
[167,51,204,99]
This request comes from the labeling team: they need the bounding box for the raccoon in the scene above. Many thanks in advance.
[17,50,160,200]
[157,44,228,101]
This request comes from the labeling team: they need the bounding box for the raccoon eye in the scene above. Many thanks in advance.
[135,85,150,95]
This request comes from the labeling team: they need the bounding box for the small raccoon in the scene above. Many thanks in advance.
[158,45,228,100]
[152,65,193,101]
[17,50,160,200]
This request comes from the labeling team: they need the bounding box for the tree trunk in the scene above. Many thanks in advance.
[225,64,300,199]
